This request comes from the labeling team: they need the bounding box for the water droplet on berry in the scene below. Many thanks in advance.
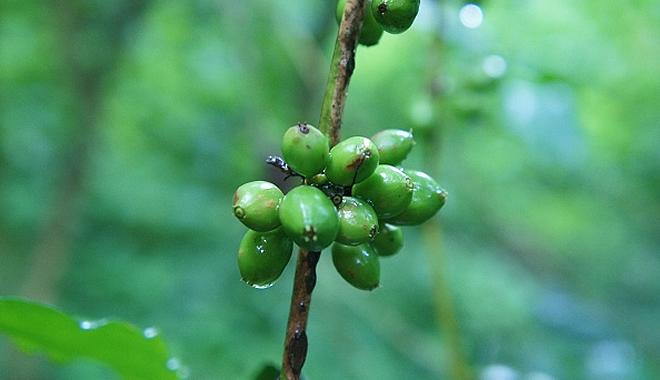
[250,282,275,289]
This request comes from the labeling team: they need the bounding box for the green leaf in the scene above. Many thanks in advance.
[0,297,183,380]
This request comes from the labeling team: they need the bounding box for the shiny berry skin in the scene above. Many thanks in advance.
[325,136,380,186]
[371,223,403,257]
[331,242,380,290]
[232,181,283,232]
[281,123,329,178]
[278,185,340,251]
[351,164,414,218]
[336,0,384,47]
[335,196,379,246]
[371,0,420,34]
[385,169,447,225]
[238,227,293,288]
[370,129,415,166]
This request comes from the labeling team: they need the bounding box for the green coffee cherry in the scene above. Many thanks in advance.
[325,136,380,186]
[336,0,384,47]
[370,129,415,165]
[238,227,293,288]
[306,172,329,186]
[385,169,447,225]
[332,242,380,290]
[335,196,379,246]
[371,0,420,34]
[371,223,403,257]
[351,164,414,218]
[281,123,329,178]
[279,185,340,251]
[232,181,283,232]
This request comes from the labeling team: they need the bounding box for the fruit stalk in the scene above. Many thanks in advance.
[280,1,367,379]
[318,0,368,147]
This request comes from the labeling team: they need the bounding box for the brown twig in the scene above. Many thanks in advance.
[279,1,366,379]
[318,0,367,147]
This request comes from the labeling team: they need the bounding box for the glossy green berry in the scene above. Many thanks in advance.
[351,164,414,218]
[281,123,329,178]
[306,172,329,186]
[279,185,340,251]
[370,129,415,165]
[385,169,447,225]
[232,181,283,232]
[238,227,293,288]
[335,196,379,246]
[332,242,380,290]
[371,223,403,257]
[325,136,380,186]
[336,0,384,47]
[371,0,420,34]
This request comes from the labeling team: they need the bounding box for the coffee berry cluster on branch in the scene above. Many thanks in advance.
[232,123,447,291]
[336,0,421,46]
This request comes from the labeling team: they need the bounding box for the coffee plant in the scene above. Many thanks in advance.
[231,1,447,378]
[232,125,447,289]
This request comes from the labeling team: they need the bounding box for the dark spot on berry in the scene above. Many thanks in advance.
[346,149,371,171]
[298,123,310,134]
[378,3,387,14]
[369,224,379,238]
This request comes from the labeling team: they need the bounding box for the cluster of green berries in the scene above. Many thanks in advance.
[232,123,446,290]
[336,0,421,46]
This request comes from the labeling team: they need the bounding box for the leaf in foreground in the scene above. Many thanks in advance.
[0,297,184,380]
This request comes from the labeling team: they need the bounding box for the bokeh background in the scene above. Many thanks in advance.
[1,0,659,379]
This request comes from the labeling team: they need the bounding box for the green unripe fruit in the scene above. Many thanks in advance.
[372,223,403,257]
[238,227,293,288]
[336,0,384,47]
[371,129,415,165]
[279,185,340,251]
[371,0,420,34]
[385,169,448,225]
[281,123,329,177]
[351,164,414,218]
[325,136,380,186]
[332,242,380,290]
[306,173,329,186]
[232,181,283,232]
[335,196,379,246]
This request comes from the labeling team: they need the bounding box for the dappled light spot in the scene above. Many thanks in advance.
[480,364,518,380]
[587,341,636,379]
[459,4,483,28]
[166,357,191,379]
[526,372,556,380]
[483,55,507,78]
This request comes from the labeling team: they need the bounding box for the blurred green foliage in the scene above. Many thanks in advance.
[1,0,659,379]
